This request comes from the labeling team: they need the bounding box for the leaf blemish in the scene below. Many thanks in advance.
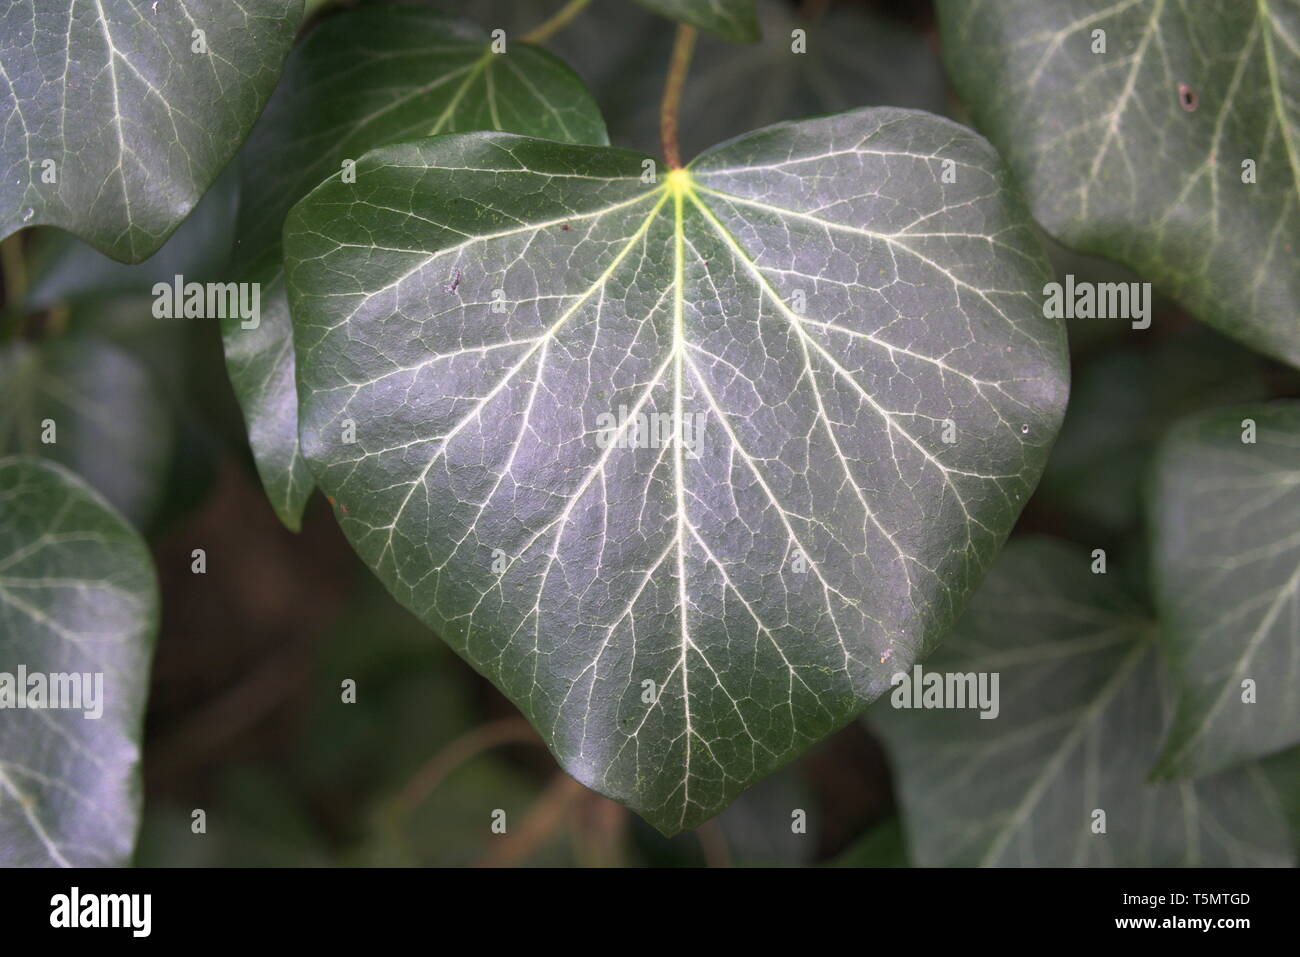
[1177,82,1198,112]
[445,269,462,294]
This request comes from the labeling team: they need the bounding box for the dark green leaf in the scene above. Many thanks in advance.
[284,109,1069,833]
[0,336,171,525]
[22,163,239,311]
[1149,402,1300,778]
[936,0,1300,367]
[871,537,1294,866]
[634,0,759,43]
[221,5,609,530]
[0,456,159,866]
[0,0,302,262]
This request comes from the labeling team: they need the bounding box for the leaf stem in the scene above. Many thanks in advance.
[520,0,592,44]
[659,24,697,169]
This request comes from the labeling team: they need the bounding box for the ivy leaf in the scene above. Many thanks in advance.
[22,163,239,311]
[936,0,1300,367]
[0,456,159,866]
[221,5,609,531]
[633,0,759,43]
[1148,402,1300,778]
[870,537,1294,866]
[284,108,1069,833]
[0,0,302,263]
[0,336,172,526]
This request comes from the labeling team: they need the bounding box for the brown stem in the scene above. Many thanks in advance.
[391,716,541,815]
[521,0,592,44]
[476,773,588,867]
[659,24,698,170]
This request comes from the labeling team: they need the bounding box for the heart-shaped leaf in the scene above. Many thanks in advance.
[634,0,759,43]
[871,537,1295,866]
[221,6,609,530]
[936,0,1300,367]
[0,456,159,866]
[0,0,302,262]
[1149,402,1300,778]
[284,108,1069,833]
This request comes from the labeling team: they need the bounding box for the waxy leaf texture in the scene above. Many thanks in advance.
[285,109,1069,833]
[936,0,1300,368]
[222,6,608,530]
[0,0,301,262]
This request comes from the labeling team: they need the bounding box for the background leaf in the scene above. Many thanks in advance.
[0,0,302,262]
[221,5,609,531]
[871,537,1294,867]
[0,336,172,526]
[1148,401,1300,778]
[0,456,159,866]
[284,109,1068,834]
[633,0,760,42]
[1039,326,1270,535]
[936,0,1300,367]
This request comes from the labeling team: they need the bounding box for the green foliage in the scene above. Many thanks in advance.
[284,112,1067,833]
[936,0,1300,367]
[0,0,1294,867]
[0,457,158,866]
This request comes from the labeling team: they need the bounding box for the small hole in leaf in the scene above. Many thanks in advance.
[1178,82,1198,112]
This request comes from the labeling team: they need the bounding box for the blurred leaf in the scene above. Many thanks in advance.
[1039,327,1269,533]
[634,0,759,42]
[135,775,332,867]
[1149,402,1300,778]
[1257,747,1300,851]
[0,336,172,525]
[22,164,239,311]
[828,816,909,867]
[871,537,1294,866]
[936,0,1300,367]
[714,765,816,866]
[0,0,302,262]
[221,4,609,531]
[0,456,158,866]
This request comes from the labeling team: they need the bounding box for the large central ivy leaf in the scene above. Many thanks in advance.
[0,457,159,866]
[0,0,302,262]
[1149,402,1300,779]
[936,0,1300,368]
[222,5,608,530]
[284,108,1069,833]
